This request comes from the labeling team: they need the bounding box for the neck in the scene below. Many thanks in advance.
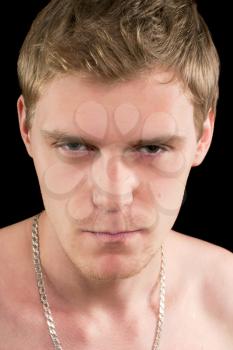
[38,211,164,319]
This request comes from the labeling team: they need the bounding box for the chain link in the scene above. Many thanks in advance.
[32,214,63,350]
[32,213,165,350]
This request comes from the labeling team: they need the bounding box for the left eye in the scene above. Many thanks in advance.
[137,145,166,155]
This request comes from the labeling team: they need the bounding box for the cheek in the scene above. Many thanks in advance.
[147,152,191,217]
[43,162,85,196]
[30,132,87,198]
[32,146,95,224]
[36,160,94,224]
[153,177,187,214]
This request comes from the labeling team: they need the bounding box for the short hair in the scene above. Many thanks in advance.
[17,0,220,137]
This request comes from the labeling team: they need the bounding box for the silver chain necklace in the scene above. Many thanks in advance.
[32,214,166,350]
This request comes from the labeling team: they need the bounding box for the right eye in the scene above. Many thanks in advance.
[52,142,96,158]
[60,143,89,152]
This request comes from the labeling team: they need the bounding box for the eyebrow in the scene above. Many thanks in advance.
[41,129,186,147]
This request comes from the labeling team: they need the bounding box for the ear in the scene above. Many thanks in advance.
[17,95,33,158]
[192,109,215,167]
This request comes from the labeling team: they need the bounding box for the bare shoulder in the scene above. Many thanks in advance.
[0,216,35,298]
[0,216,49,347]
[0,216,33,259]
[197,238,233,328]
[168,230,233,334]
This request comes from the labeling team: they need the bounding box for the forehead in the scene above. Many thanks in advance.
[34,70,194,141]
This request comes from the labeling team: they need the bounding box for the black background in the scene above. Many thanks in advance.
[1,1,232,252]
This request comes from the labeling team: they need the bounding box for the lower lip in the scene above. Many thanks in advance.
[85,231,142,242]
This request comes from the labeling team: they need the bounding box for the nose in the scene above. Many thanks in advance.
[91,153,139,212]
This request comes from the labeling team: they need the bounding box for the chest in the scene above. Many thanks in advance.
[0,309,230,350]
[159,303,232,350]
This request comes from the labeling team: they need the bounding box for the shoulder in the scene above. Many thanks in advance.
[0,216,33,257]
[0,216,49,347]
[0,216,35,295]
[200,241,233,326]
[168,231,233,335]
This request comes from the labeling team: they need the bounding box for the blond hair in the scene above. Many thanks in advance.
[17,0,220,136]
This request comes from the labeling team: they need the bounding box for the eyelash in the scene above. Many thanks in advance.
[53,142,169,157]
[136,145,167,155]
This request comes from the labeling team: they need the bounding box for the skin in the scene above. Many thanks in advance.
[0,70,232,349]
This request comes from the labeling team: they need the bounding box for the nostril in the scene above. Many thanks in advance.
[92,187,134,211]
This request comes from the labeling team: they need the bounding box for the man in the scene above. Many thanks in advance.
[0,0,232,349]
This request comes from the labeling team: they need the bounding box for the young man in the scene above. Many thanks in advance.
[0,0,232,349]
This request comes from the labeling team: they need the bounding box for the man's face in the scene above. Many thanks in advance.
[19,71,211,281]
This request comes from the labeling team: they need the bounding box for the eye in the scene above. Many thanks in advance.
[53,142,96,157]
[137,145,168,155]
[61,143,89,152]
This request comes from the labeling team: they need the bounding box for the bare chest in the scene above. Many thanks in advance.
[0,307,231,350]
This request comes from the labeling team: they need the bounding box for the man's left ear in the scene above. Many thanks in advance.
[192,109,215,167]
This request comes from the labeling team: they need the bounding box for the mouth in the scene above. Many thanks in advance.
[82,229,144,242]
[86,230,140,234]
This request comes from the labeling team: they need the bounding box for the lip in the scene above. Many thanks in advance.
[83,230,142,242]
[88,230,140,234]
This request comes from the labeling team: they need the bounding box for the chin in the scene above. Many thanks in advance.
[78,253,154,282]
